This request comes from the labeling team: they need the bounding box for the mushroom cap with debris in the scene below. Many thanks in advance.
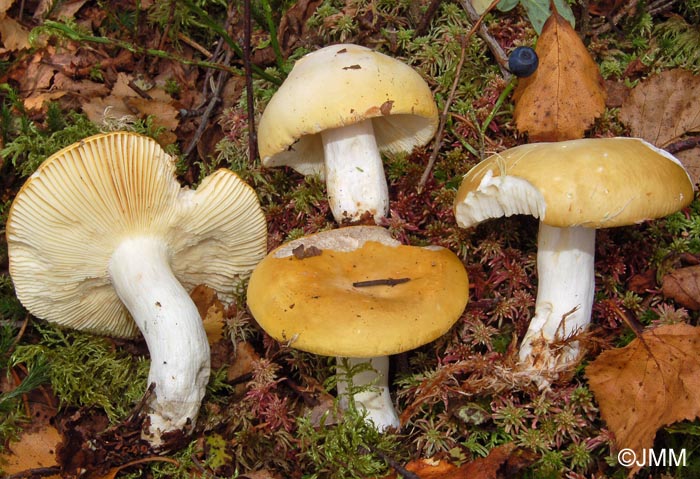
[247,226,469,358]
[257,43,439,178]
[6,131,267,338]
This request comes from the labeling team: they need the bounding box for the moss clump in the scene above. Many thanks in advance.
[12,324,149,422]
[0,94,100,177]
[296,405,408,479]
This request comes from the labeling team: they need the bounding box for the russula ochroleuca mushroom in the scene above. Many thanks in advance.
[246,226,469,430]
[257,43,438,224]
[6,132,267,445]
[453,137,694,380]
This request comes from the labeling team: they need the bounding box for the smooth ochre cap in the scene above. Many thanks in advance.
[246,226,469,357]
[7,132,267,338]
[257,43,439,177]
[454,137,694,229]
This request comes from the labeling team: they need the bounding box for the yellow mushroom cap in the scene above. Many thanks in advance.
[6,132,267,338]
[257,43,439,177]
[454,137,694,229]
[247,226,469,357]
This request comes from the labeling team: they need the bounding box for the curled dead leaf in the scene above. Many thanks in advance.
[586,323,700,477]
[190,284,225,343]
[380,444,525,479]
[662,265,700,310]
[513,10,606,141]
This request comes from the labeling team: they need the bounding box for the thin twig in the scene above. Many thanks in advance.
[417,37,469,191]
[415,0,443,37]
[666,136,700,155]
[183,50,233,159]
[359,447,422,479]
[460,0,510,75]
[6,466,62,479]
[417,0,507,190]
[590,0,678,35]
[352,277,411,287]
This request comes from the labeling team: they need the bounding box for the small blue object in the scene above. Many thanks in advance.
[508,46,539,78]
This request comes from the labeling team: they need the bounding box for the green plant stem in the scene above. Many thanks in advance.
[260,0,286,71]
[479,77,516,138]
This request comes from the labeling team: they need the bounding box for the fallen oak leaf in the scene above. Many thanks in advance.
[586,323,700,477]
[662,265,700,310]
[513,8,606,141]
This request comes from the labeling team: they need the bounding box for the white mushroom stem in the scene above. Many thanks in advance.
[108,236,210,445]
[335,356,400,431]
[321,119,389,223]
[519,223,596,372]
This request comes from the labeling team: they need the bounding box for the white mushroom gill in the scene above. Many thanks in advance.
[108,236,210,445]
[335,356,400,431]
[454,171,545,228]
[321,119,389,223]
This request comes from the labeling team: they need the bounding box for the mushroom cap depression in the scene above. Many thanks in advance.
[454,137,694,229]
[257,43,439,177]
[6,131,267,338]
[247,226,469,358]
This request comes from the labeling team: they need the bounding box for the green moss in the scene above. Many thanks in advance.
[296,405,406,479]
[11,324,149,422]
[0,94,100,177]
[0,324,50,457]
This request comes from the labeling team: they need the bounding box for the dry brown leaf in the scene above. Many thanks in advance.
[513,10,606,141]
[81,72,179,143]
[47,0,89,20]
[0,425,61,476]
[190,284,225,343]
[125,96,179,131]
[676,147,700,186]
[620,69,700,147]
[19,58,56,93]
[23,91,66,111]
[0,15,30,52]
[0,0,13,13]
[53,72,110,97]
[227,341,261,381]
[381,444,518,479]
[662,265,700,310]
[586,323,700,476]
[82,95,136,124]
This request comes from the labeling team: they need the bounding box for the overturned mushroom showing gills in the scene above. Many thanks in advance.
[6,132,267,446]
[454,137,694,377]
[247,226,468,430]
[257,43,438,224]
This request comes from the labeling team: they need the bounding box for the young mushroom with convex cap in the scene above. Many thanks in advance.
[6,132,267,446]
[257,43,438,224]
[453,137,694,382]
[246,226,469,430]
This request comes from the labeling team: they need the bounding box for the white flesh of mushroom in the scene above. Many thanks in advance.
[321,119,389,223]
[455,171,596,375]
[335,356,400,431]
[108,236,210,445]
